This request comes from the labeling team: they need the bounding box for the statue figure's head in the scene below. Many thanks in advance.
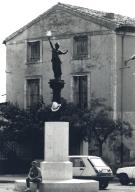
[55,42,60,50]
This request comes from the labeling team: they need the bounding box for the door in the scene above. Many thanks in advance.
[70,157,86,177]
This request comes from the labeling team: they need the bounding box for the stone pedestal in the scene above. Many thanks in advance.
[49,79,64,104]
[15,179,98,192]
[40,179,98,192]
[14,122,98,192]
[41,122,72,180]
[40,122,98,192]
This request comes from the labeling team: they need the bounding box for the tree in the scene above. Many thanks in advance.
[108,118,132,163]
[59,100,89,154]
[0,98,132,161]
[59,98,132,157]
[88,98,132,157]
[0,102,49,159]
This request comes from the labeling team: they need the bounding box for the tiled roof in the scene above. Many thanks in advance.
[3,2,135,43]
[58,3,135,27]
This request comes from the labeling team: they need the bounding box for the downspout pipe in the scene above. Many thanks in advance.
[120,32,125,166]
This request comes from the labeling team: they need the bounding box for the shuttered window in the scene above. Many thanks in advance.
[27,41,40,62]
[26,79,40,107]
[73,36,88,59]
[73,75,88,109]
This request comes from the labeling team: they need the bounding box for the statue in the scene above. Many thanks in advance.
[46,31,68,113]
[48,37,68,80]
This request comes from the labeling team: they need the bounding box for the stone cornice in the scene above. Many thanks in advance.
[6,30,116,45]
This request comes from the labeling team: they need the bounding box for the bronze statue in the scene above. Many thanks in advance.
[48,37,68,80]
[47,32,67,113]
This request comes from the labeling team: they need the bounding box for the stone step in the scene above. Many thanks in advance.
[14,179,99,192]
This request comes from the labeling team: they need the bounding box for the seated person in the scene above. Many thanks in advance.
[25,161,42,192]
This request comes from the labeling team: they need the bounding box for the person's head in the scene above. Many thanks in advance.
[55,42,60,50]
[31,161,37,167]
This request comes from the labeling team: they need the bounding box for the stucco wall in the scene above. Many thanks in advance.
[6,8,114,109]
[6,42,26,106]
[116,34,135,112]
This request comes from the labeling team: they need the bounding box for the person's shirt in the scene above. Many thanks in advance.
[28,166,42,179]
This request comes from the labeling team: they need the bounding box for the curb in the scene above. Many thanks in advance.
[0,180,15,183]
[0,175,26,183]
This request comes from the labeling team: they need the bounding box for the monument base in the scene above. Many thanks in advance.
[14,122,98,192]
[14,179,99,192]
[41,161,72,180]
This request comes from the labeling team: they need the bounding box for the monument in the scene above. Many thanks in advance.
[39,31,98,192]
[14,31,98,192]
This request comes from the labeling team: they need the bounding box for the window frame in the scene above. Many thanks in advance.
[26,40,42,64]
[73,35,88,60]
[70,158,86,167]
[73,75,88,109]
[24,76,42,108]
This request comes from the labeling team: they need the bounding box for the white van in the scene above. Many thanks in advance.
[69,155,113,190]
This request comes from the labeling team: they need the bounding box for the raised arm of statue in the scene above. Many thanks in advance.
[48,38,54,49]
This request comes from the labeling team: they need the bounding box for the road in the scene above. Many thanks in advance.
[100,182,135,192]
[0,182,135,192]
[0,183,14,192]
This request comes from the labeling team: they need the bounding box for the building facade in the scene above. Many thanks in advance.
[3,3,135,163]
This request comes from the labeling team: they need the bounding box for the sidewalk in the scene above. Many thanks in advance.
[0,174,119,183]
[0,175,26,183]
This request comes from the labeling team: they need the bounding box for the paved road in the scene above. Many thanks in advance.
[100,182,135,192]
[0,182,135,192]
[0,183,14,192]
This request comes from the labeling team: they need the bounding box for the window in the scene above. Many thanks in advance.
[73,75,88,109]
[73,36,88,59]
[70,158,85,167]
[89,158,107,167]
[26,79,40,107]
[27,41,40,62]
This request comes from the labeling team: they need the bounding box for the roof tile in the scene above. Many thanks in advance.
[58,2,135,27]
[3,2,135,43]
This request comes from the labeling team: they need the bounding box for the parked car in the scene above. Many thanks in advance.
[69,155,113,190]
[116,166,135,185]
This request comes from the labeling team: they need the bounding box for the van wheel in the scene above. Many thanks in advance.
[119,173,129,185]
[99,181,109,190]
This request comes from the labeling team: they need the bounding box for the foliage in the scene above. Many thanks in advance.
[59,100,89,153]
[108,119,132,151]
[60,98,133,156]
[88,98,132,156]
[0,102,49,159]
[0,97,133,159]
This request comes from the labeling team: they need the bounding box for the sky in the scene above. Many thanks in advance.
[1,0,135,102]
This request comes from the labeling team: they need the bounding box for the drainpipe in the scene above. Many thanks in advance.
[112,33,117,120]
[120,32,125,166]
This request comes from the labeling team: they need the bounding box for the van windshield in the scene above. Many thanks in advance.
[89,158,107,167]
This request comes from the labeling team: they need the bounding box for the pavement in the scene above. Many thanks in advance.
[0,174,119,183]
[0,175,26,183]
